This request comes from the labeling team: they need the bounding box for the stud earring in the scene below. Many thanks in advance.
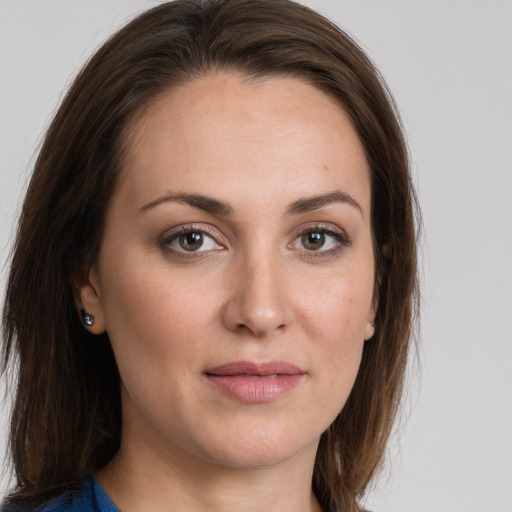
[80,309,95,327]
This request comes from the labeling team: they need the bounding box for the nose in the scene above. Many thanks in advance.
[221,250,293,337]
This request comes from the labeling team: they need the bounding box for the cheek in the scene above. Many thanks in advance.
[98,264,218,439]
[98,257,218,380]
[296,264,373,397]
[299,266,373,342]
[102,244,217,327]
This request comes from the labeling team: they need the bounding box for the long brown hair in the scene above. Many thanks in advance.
[1,1,419,511]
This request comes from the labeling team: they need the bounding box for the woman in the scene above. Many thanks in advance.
[1,1,419,511]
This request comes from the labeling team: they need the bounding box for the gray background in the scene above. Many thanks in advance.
[1,1,511,510]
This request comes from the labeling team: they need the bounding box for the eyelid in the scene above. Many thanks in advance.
[159,223,226,256]
[290,222,352,256]
[295,222,350,240]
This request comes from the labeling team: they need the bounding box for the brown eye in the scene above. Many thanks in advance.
[163,226,225,257]
[301,231,325,251]
[292,226,348,255]
[178,232,204,251]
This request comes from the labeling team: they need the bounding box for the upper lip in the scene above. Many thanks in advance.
[204,360,304,376]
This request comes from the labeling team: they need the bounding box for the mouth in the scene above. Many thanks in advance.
[204,360,305,403]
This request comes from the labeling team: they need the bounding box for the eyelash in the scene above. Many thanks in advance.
[159,223,351,260]
[291,223,351,260]
[159,224,224,260]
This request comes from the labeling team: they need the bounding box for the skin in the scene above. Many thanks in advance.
[77,72,376,512]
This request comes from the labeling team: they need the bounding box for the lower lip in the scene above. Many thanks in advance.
[205,374,303,403]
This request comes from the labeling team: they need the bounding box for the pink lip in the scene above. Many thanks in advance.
[204,361,305,403]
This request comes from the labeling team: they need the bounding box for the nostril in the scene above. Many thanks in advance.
[235,322,287,337]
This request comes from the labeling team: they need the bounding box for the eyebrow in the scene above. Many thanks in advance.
[139,189,362,217]
[285,190,362,216]
[140,192,234,216]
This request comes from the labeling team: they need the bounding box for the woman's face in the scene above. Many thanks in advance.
[79,73,376,471]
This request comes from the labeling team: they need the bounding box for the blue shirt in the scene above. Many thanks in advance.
[3,476,119,512]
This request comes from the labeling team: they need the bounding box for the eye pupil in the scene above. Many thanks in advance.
[179,232,203,251]
[302,231,325,250]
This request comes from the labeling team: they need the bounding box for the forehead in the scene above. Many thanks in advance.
[116,72,370,214]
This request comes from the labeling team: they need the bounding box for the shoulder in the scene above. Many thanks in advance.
[2,476,118,512]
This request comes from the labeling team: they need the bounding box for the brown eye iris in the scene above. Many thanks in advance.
[301,231,325,250]
[179,232,203,251]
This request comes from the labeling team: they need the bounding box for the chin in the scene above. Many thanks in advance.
[193,425,320,470]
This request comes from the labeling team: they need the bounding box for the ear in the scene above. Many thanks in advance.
[364,289,378,341]
[364,315,376,341]
[73,265,106,335]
